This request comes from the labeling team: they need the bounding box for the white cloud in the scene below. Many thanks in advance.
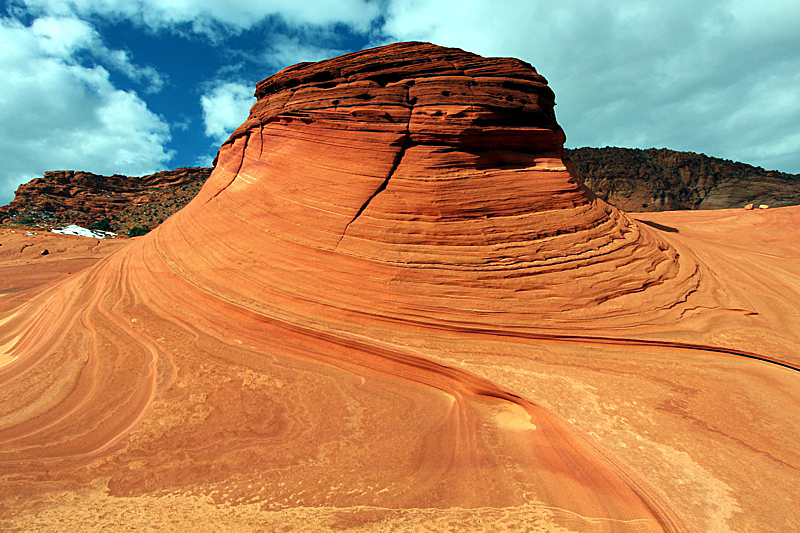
[195,34,350,162]
[101,49,166,93]
[30,14,95,54]
[27,15,166,92]
[17,0,381,38]
[200,80,256,145]
[380,0,800,173]
[259,34,346,72]
[0,16,172,205]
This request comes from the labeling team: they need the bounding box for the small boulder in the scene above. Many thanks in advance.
[41,249,49,256]
[758,204,770,209]
[744,203,754,210]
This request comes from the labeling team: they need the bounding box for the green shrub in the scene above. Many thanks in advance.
[128,226,150,237]
[88,219,113,232]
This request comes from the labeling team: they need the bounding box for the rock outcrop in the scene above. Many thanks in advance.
[0,167,211,232]
[2,42,800,532]
[567,146,800,211]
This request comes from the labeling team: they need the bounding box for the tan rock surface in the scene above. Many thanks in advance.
[1,43,799,532]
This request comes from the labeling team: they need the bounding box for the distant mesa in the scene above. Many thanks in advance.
[2,42,800,532]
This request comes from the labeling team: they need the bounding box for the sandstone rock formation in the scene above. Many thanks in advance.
[1,42,800,532]
[568,146,800,211]
[0,167,211,232]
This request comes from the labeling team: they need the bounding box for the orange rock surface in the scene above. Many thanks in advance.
[1,42,799,532]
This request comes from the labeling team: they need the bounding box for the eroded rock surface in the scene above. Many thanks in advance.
[2,42,800,532]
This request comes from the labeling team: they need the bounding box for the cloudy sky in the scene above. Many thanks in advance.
[1,0,798,204]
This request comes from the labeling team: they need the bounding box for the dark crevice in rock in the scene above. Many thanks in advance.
[336,88,413,249]
[205,132,250,206]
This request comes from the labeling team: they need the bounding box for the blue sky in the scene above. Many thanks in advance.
[1,0,799,204]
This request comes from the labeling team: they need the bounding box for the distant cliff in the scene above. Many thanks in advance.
[567,147,800,211]
[0,167,211,233]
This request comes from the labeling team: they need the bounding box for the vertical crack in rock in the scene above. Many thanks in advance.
[204,132,250,205]
[337,132,409,243]
[335,86,413,249]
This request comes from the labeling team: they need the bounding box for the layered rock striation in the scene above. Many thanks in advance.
[193,41,694,328]
[2,43,800,532]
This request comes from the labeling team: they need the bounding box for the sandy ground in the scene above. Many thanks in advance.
[0,229,129,296]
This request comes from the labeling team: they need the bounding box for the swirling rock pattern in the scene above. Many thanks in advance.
[1,43,799,532]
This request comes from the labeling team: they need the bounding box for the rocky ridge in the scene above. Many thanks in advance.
[0,167,211,233]
[567,146,800,211]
